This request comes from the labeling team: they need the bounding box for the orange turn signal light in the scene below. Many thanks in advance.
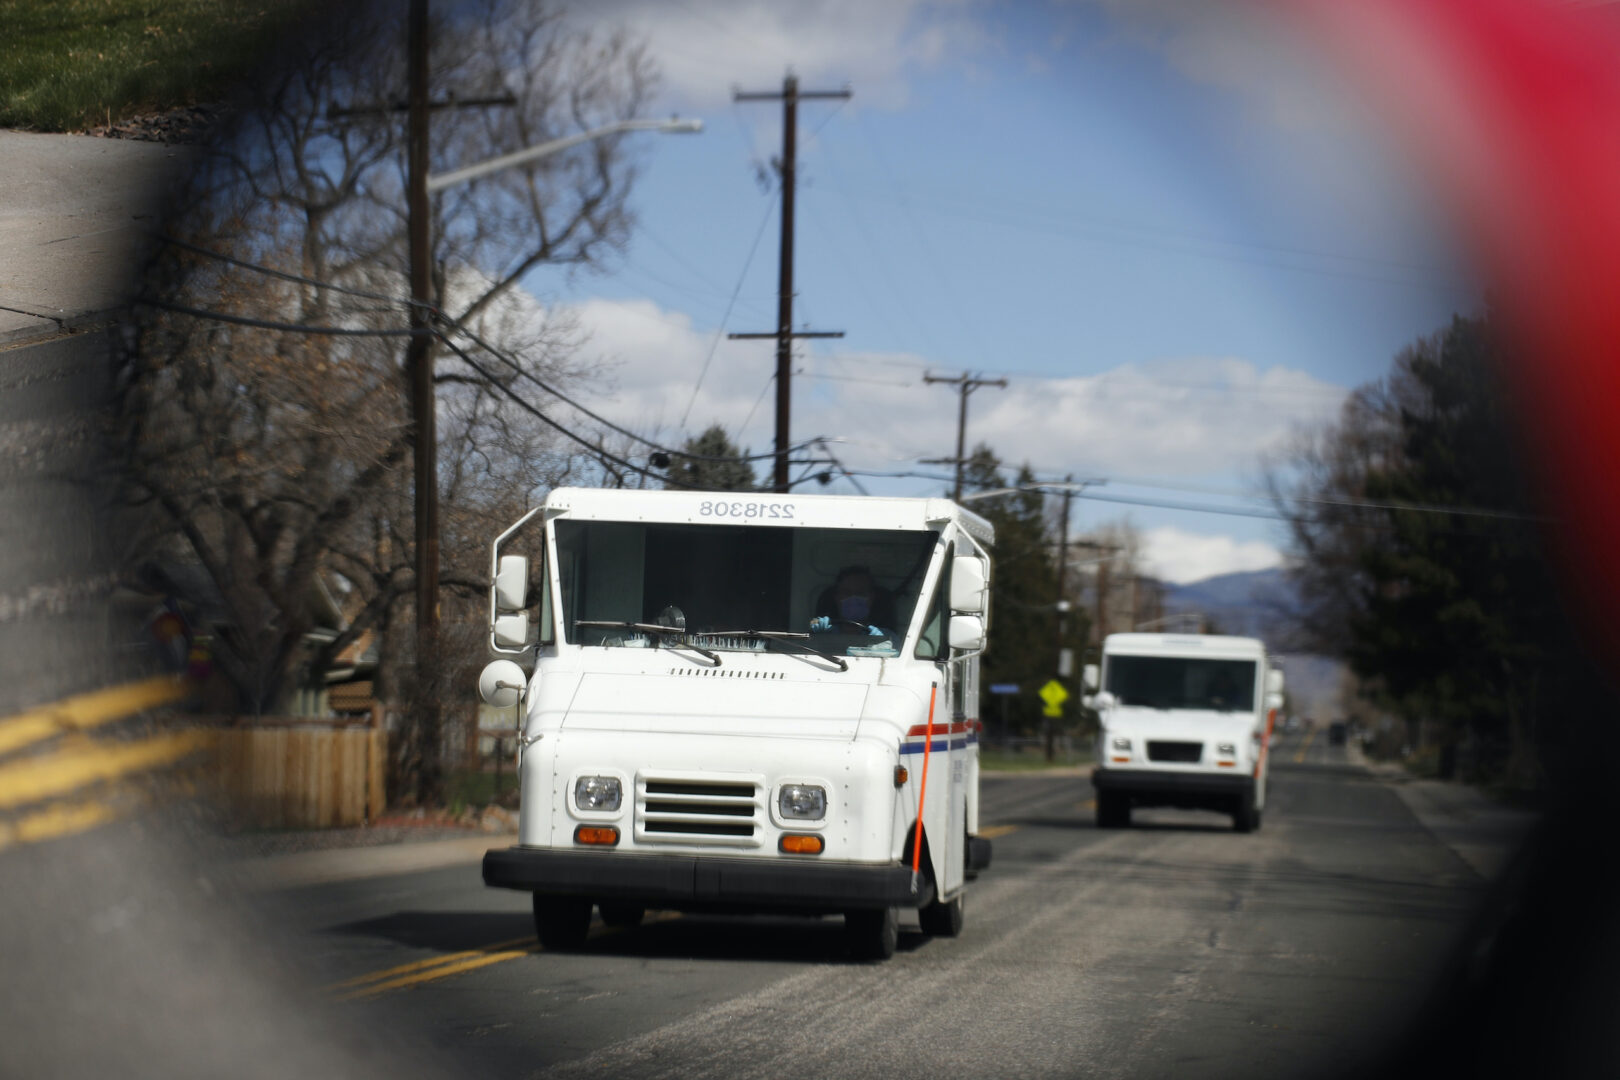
[894,765,909,787]
[574,825,619,846]
[1111,756,1131,763]
[1216,761,1236,768]
[779,834,824,855]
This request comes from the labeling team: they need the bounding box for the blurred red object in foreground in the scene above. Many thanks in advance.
[1282,0,1620,661]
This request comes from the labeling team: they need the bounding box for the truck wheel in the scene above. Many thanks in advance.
[1096,791,1130,828]
[1232,789,1259,833]
[599,903,645,928]
[533,895,593,950]
[918,891,964,937]
[845,906,899,960]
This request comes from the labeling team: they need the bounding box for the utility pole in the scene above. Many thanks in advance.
[402,0,446,798]
[1047,476,1076,763]
[921,372,1007,501]
[730,74,850,493]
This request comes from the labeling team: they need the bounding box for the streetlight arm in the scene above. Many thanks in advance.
[426,117,702,193]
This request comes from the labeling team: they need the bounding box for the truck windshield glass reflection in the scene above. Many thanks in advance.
[1105,656,1258,712]
[553,521,939,657]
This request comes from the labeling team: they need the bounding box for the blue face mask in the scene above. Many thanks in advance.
[839,595,871,622]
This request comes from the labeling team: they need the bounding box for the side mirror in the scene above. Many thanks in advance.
[494,613,531,649]
[1266,668,1285,696]
[495,555,528,612]
[478,659,529,708]
[1087,690,1116,711]
[948,614,986,651]
[1082,664,1099,693]
[949,557,988,613]
[1265,692,1285,713]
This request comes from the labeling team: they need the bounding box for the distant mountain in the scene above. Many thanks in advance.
[1161,568,1344,716]
[1161,568,1300,642]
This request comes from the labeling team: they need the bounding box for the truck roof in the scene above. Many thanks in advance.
[543,487,995,546]
[1102,632,1267,659]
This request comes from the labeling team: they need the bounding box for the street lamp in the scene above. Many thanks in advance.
[426,116,702,192]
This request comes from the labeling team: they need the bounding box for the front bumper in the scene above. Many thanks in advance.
[484,846,926,912]
[1092,767,1253,804]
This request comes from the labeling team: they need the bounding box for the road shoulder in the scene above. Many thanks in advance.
[225,832,517,892]
[1348,741,1537,880]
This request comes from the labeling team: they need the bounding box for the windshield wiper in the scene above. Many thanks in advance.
[702,629,848,673]
[574,620,721,665]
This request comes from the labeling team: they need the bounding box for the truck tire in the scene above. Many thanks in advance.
[533,895,593,950]
[1232,788,1259,833]
[845,906,899,960]
[1096,790,1130,828]
[918,891,964,937]
[599,904,645,928]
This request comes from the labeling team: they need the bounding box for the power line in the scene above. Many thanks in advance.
[432,330,700,489]
[680,194,778,429]
[438,316,817,465]
[155,234,415,308]
[135,297,421,337]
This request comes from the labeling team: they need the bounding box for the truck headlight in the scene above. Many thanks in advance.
[1217,742,1236,757]
[778,784,826,820]
[574,775,622,812]
[1111,737,1131,752]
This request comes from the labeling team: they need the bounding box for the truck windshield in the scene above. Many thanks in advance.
[1104,656,1258,712]
[553,521,939,658]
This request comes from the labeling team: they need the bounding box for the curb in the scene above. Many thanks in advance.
[0,308,122,351]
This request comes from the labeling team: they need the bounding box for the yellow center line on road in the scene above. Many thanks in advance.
[0,676,186,758]
[978,824,1020,839]
[1293,728,1317,764]
[327,937,536,992]
[339,946,540,1000]
[0,795,122,853]
[334,911,688,1000]
[0,730,211,812]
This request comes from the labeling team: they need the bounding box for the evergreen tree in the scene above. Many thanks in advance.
[959,446,1069,739]
[1276,311,1600,787]
[664,424,757,492]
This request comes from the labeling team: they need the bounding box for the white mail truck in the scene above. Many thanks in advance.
[1083,633,1284,833]
[478,488,995,960]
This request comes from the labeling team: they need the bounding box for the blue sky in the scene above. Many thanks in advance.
[517,0,1479,583]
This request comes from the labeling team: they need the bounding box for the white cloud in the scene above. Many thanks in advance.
[1140,526,1282,585]
[576,0,993,112]
[560,295,1347,480]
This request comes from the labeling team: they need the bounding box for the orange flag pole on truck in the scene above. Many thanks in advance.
[911,683,938,890]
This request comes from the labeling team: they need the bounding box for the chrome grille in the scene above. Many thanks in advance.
[1147,741,1203,763]
[635,774,764,847]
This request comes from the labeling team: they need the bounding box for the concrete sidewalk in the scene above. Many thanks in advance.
[226,832,518,892]
[0,131,192,343]
[1349,741,1537,880]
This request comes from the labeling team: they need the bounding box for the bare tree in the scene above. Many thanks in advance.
[118,0,656,763]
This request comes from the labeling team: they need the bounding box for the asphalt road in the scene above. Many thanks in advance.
[0,328,148,715]
[248,732,1489,1080]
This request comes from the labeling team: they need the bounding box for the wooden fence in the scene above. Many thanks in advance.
[207,718,386,829]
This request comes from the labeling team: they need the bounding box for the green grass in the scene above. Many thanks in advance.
[0,0,306,132]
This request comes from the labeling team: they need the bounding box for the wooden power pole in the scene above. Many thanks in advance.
[730,74,850,493]
[922,372,1007,501]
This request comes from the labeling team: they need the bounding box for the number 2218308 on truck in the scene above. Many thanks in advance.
[477,488,996,960]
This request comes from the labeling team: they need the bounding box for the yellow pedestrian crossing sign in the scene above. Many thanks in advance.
[1039,679,1068,717]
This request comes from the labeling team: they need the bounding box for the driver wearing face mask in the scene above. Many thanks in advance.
[810,566,897,636]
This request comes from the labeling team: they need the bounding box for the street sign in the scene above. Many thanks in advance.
[988,683,1020,696]
[1038,678,1068,717]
